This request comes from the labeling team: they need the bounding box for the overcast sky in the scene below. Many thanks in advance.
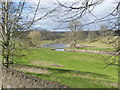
[13,0,119,31]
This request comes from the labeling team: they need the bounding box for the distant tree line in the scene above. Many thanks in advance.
[64,30,116,43]
[12,29,117,45]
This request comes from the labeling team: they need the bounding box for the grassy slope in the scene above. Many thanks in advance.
[13,48,118,88]
[76,47,115,52]
[75,39,116,52]
[77,40,113,48]
[39,40,54,45]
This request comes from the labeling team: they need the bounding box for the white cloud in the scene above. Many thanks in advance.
[11,0,118,31]
[36,0,118,30]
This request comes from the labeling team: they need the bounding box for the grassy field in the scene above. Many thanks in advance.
[38,40,54,45]
[76,47,115,52]
[77,39,114,48]
[73,39,117,52]
[13,47,118,88]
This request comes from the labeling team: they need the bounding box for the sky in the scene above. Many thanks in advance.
[9,0,119,31]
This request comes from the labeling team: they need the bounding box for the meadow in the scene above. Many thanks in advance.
[13,46,118,88]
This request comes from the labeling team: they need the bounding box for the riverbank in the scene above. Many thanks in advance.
[65,49,118,55]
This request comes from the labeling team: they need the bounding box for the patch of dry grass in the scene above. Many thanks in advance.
[16,66,50,75]
[31,61,63,67]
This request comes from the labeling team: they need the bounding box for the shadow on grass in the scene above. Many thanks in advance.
[13,64,109,79]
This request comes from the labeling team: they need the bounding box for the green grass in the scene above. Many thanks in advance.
[26,71,116,88]
[77,40,113,48]
[37,40,54,45]
[13,48,118,88]
[75,39,116,52]
[76,47,115,52]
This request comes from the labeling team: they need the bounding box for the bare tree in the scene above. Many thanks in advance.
[99,24,115,44]
[68,20,83,31]
[57,0,103,22]
[67,20,83,48]
[56,0,103,48]
[57,0,120,67]
[100,25,108,31]
[27,30,41,47]
[87,31,98,42]
[0,0,57,68]
[100,2,120,67]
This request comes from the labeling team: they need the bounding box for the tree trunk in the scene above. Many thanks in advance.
[2,0,10,68]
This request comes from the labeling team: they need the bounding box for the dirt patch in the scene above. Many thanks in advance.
[15,66,50,75]
[31,61,63,67]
